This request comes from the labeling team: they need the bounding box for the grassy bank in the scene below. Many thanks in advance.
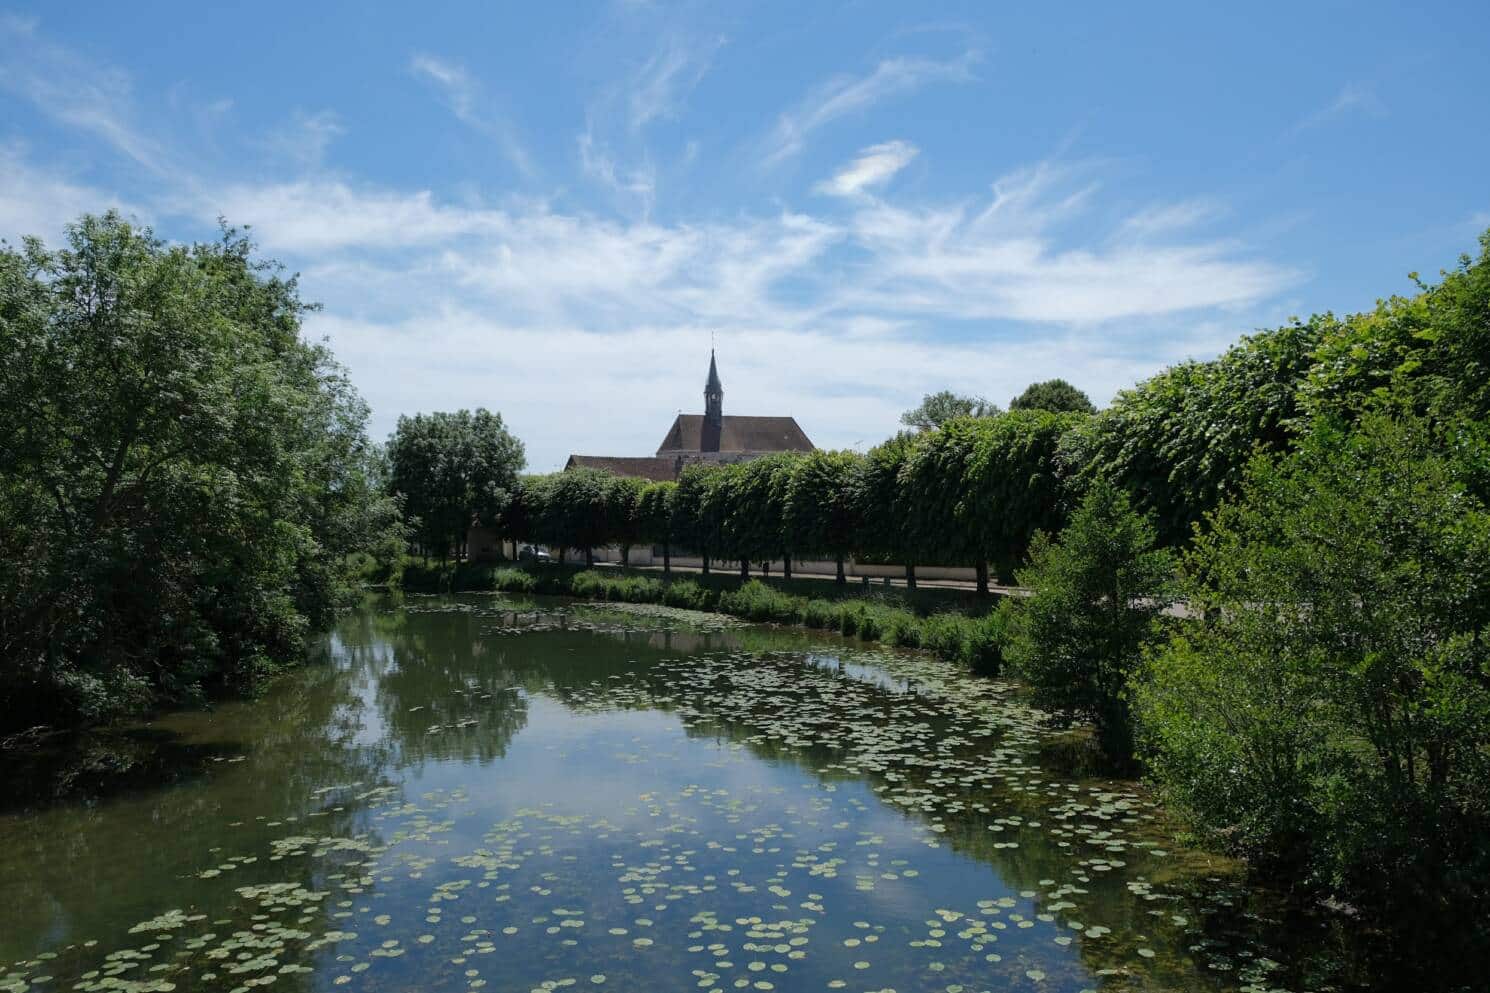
[401,560,1006,674]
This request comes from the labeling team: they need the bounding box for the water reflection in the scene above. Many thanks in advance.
[0,594,1421,993]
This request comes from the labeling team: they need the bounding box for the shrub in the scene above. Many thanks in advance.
[963,611,1007,676]
[802,599,837,629]
[1004,479,1175,761]
[718,580,801,623]
[491,568,537,593]
[661,579,714,611]
[568,570,610,599]
[1135,412,1490,920]
[884,611,922,648]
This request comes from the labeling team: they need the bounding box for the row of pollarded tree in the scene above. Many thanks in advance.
[494,407,1088,595]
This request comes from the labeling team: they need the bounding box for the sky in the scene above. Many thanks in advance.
[2,2,1487,470]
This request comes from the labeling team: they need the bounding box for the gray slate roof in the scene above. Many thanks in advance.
[656,414,814,454]
[563,455,681,481]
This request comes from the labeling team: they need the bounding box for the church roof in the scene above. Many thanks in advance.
[564,455,680,481]
[656,414,814,455]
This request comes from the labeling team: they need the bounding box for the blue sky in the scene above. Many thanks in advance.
[3,2,1487,469]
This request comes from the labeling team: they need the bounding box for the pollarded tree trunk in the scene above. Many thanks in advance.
[558,547,566,565]
[835,556,846,585]
[585,546,594,568]
[975,561,990,597]
[621,545,631,566]
[905,562,916,590]
[511,539,518,560]
[663,542,671,575]
[702,554,710,576]
[740,559,749,579]
[783,555,792,580]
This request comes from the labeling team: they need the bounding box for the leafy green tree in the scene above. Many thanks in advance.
[1302,230,1490,424]
[636,481,678,573]
[385,408,525,564]
[674,463,723,575]
[1009,378,1096,414]
[963,409,1088,582]
[899,390,1000,432]
[603,474,648,564]
[784,450,861,584]
[1058,318,1325,546]
[0,212,403,731]
[1135,412,1490,913]
[899,420,980,588]
[720,454,801,578]
[1005,480,1175,760]
[545,468,613,567]
[497,475,540,560]
[852,432,923,587]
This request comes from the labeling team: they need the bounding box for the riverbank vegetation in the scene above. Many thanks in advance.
[0,214,405,735]
[418,231,1490,936]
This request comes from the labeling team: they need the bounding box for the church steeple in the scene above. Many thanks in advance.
[704,349,723,426]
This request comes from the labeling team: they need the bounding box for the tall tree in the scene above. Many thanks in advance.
[852,432,923,588]
[899,390,1000,432]
[785,450,861,584]
[636,481,678,574]
[1058,318,1325,546]
[0,212,404,731]
[1009,378,1096,414]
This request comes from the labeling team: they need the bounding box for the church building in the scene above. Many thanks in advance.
[564,351,814,480]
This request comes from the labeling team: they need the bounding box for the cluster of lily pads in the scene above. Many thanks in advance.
[3,599,1297,993]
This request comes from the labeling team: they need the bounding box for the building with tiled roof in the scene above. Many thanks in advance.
[563,351,814,481]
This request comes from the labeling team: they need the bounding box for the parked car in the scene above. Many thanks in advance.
[518,544,551,563]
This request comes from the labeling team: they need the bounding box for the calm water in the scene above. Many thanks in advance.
[0,595,1369,993]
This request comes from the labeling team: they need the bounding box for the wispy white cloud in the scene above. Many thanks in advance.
[1118,198,1224,238]
[0,14,172,175]
[4,20,1298,470]
[816,140,918,198]
[0,143,146,243]
[409,52,536,177]
[578,128,657,215]
[627,33,723,131]
[1294,81,1384,132]
[263,109,346,169]
[764,51,977,165]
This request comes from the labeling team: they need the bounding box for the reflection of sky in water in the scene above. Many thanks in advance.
[0,596,1287,993]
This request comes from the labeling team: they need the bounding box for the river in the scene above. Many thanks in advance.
[0,594,1376,993]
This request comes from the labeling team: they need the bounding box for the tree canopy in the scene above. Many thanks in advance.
[0,212,404,731]
[1009,378,1096,414]
[899,390,1000,431]
[385,408,525,562]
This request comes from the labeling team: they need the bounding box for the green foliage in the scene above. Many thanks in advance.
[852,432,923,571]
[490,568,538,594]
[385,408,525,562]
[719,454,801,567]
[1009,378,1095,414]
[1059,318,1326,546]
[1135,412,1490,915]
[899,390,1000,431]
[1005,480,1176,759]
[0,212,405,732]
[783,450,860,576]
[1303,232,1490,422]
[635,481,677,559]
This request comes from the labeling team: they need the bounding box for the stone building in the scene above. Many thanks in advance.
[564,350,813,480]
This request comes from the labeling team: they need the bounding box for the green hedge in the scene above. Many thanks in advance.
[482,568,1006,675]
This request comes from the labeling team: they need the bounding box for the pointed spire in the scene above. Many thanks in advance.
[705,348,723,393]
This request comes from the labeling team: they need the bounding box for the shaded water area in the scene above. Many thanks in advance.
[0,595,1412,993]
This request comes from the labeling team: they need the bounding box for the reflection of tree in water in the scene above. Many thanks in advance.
[461,601,1369,993]
[0,636,397,989]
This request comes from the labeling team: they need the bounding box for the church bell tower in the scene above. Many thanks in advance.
[702,349,723,452]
